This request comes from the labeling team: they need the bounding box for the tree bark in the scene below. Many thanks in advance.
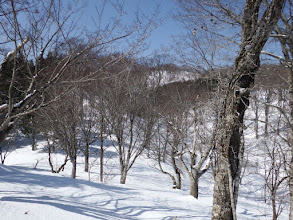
[100,116,104,183]
[31,130,37,151]
[272,195,277,220]
[212,1,285,219]
[0,124,14,149]
[71,156,77,179]
[233,133,244,207]
[100,144,104,182]
[289,68,293,220]
[189,173,199,199]
[254,98,259,139]
[171,141,181,189]
[120,167,127,184]
[213,156,232,219]
[68,142,78,179]
[84,142,89,172]
[264,89,272,137]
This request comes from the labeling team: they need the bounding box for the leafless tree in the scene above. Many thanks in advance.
[151,119,182,189]
[259,1,293,217]
[0,0,158,152]
[79,92,100,173]
[178,107,218,199]
[37,87,82,179]
[149,72,218,195]
[263,139,289,220]
[100,57,154,184]
[82,79,109,182]
[176,0,285,219]
[247,71,290,218]
[45,136,69,174]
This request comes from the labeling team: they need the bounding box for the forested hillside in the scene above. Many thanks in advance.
[0,0,292,220]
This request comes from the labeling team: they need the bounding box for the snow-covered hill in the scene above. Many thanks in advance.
[0,137,288,220]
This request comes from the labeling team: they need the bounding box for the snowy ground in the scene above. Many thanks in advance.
[0,138,288,220]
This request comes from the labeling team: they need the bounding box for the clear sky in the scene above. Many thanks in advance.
[81,0,183,56]
[124,0,183,54]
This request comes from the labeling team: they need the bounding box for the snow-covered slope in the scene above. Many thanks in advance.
[0,138,288,220]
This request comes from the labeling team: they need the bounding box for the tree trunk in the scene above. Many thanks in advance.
[212,1,285,219]
[190,173,199,199]
[289,68,293,220]
[120,167,127,184]
[100,145,104,182]
[272,198,277,220]
[171,141,181,189]
[0,125,14,149]
[99,115,105,182]
[162,125,169,163]
[48,146,69,174]
[233,133,245,207]
[212,83,250,220]
[213,156,232,219]
[31,129,37,151]
[254,98,259,139]
[264,89,272,137]
[71,157,77,179]
[84,142,89,172]
[289,152,293,220]
[176,172,181,189]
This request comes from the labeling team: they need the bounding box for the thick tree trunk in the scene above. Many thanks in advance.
[289,152,293,220]
[190,173,199,199]
[289,68,293,220]
[71,157,77,179]
[212,1,285,219]
[68,143,78,179]
[120,167,127,184]
[212,77,251,220]
[175,172,181,189]
[212,156,232,219]
[233,133,245,207]
[171,141,181,189]
[0,125,14,149]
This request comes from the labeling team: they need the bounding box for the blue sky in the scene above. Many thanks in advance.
[81,0,183,56]
[124,0,183,53]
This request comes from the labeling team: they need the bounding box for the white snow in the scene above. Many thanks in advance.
[0,135,288,220]
[0,88,290,219]
[13,91,35,108]
[148,70,199,86]
[6,51,14,58]
[0,103,8,111]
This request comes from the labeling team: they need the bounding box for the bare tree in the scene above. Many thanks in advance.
[259,1,293,217]
[178,107,218,199]
[176,0,285,219]
[83,81,109,182]
[263,139,289,220]
[0,0,158,152]
[249,70,291,218]
[101,57,154,184]
[45,136,69,174]
[79,92,100,173]
[151,120,182,189]
[38,87,82,179]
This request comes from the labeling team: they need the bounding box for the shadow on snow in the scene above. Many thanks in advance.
[0,164,202,219]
